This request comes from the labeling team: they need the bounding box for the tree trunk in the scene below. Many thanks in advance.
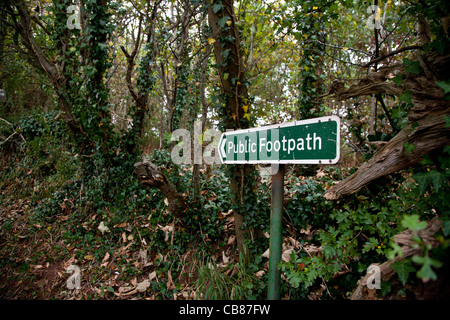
[207,0,256,260]
[325,50,450,200]
[134,161,187,218]
[369,95,377,135]
[351,217,442,300]
[192,44,212,203]
[325,105,450,200]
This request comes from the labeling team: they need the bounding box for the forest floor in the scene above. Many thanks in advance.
[2,166,450,300]
[2,196,447,301]
[0,195,238,300]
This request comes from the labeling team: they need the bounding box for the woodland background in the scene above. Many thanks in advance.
[0,0,449,300]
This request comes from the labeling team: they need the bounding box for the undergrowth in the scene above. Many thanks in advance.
[1,111,449,300]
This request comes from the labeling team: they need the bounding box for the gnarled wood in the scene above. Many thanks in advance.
[325,106,450,200]
[134,161,186,218]
[324,52,450,200]
[351,217,442,300]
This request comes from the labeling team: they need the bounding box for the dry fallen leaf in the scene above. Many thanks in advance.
[282,248,294,263]
[288,236,301,249]
[114,222,128,228]
[101,252,110,267]
[255,270,265,277]
[316,171,326,178]
[158,224,174,242]
[217,251,230,268]
[303,244,322,255]
[84,254,94,261]
[118,286,134,294]
[148,271,157,281]
[227,235,236,245]
[136,279,151,292]
[300,225,312,235]
[58,215,69,222]
[98,221,110,235]
[167,270,176,290]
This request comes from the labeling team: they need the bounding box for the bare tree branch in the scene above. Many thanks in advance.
[363,45,422,68]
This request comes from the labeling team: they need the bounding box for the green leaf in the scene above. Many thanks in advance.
[387,242,403,260]
[427,170,445,192]
[412,255,443,282]
[442,220,450,237]
[420,154,433,165]
[381,281,392,296]
[414,169,446,193]
[362,237,378,253]
[212,2,224,13]
[393,74,402,86]
[435,81,450,94]
[221,49,231,59]
[403,58,420,75]
[401,214,427,231]
[403,142,416,154]
[398,91,412,104]
[287,272,301,288]
[445,115,450,128]
[412,172,429,195]
[218,16,231,28]
[391,260,415,286]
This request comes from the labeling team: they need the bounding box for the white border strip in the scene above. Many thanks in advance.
[218,116,341,165]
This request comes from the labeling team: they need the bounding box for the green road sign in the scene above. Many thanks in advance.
[218,116,340,164]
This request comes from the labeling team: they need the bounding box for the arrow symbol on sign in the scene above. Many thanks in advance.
[219,135,227,161]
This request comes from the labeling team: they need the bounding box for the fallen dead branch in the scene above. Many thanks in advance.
[351,217,442,300]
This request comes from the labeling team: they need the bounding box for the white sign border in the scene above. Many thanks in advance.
[218,115,341,165]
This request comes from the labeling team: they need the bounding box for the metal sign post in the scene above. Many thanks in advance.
[268,164,284,300]
[218,116,340,300]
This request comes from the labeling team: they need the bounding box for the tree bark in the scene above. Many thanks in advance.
[192,44,212,203]
[325,106,450,200]
[351,217,442,300]
[207,0,248,124]
[134,161,187,218]
[207,0,255,260]
[11,1,88,146]
[325,51,450,200]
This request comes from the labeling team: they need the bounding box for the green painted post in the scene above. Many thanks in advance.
[268,164,284,300]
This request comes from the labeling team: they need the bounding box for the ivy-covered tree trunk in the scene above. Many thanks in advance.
[207,0,258,260]
[296,3,328,120]
[7,0,154,212]
[293,2,331,176]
